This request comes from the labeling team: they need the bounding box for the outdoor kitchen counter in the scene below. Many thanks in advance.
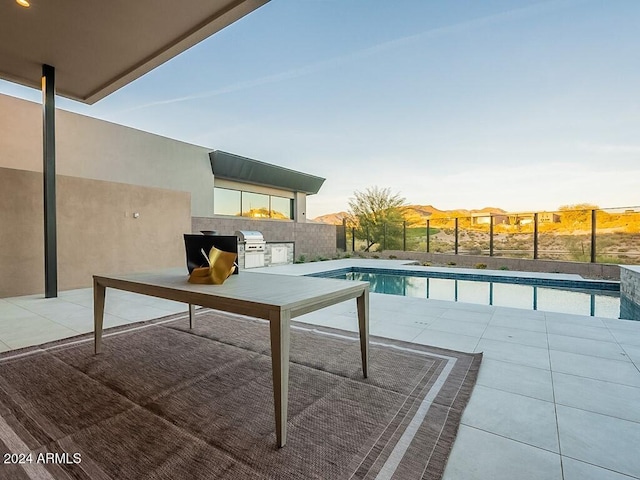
[93,268,369,448]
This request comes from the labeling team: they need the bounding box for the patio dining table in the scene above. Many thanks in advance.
[93,269,369,448]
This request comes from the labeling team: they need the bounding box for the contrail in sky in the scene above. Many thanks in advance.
[118,0,587,114]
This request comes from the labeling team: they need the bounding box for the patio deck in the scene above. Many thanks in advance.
[1,260,639,479]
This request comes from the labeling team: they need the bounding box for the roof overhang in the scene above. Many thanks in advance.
[210,151,326,195]
[0,0,269,104]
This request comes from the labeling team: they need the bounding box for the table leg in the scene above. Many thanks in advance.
[94,279,106,355]
[269,309,291,448]
[189,304,195,329]
[357,288,370,378]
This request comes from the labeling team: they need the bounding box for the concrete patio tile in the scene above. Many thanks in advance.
[2,322,79,349]
[553,372,640,423]
[29,302,92,322]
[370,322,425,342]
[548,334,628,361]
[476,358,554,402]
[549,350,640,387]
[546,322,616,342]
[0,298,34,313]
[610,329,640,347]
[375,311,439,329]
[441,308,493,324]
[545,312,607,328]
[557,405,640,478]
[489,313,547,332]
[48,310,128,335]
[393,301,448,317]
[0,303,44,322]
[4,294,58,308]
[603,318,640,333]
[562,457,639,480]
[482,325,548,348]
[298,313,360,333]
[621,344,640,366]
[103,301,182,322]
[461,385,559,452]
[0,313,66,337]
[442,425,562,480]
[0,340,11,353]
[475,338,550,370]
[427,317,488,337]
[412,329,479,352]
[448,301,497,314]
[492,306,547,320]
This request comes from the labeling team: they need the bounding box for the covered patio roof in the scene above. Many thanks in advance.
[0,0,270,298]
[0,0,269,104]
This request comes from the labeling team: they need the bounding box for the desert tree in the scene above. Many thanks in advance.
[348,186,406,251]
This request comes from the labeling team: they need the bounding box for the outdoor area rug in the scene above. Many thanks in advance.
[0,310,481,480]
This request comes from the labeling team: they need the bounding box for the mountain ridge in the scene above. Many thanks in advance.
[313,205,507,226]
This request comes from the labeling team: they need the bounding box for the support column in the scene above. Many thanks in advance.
[42,64,57,298]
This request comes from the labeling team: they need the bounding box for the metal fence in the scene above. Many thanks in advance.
[339,206,640,265]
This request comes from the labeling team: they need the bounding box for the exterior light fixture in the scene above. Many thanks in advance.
[16,0,30,7]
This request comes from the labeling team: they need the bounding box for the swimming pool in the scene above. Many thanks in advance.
[313,268,621,319]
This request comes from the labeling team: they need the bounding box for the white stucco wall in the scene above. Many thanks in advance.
[0,93,214,217]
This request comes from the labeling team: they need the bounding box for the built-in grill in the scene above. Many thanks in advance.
[235,230,266,268]
[235,230,266,252]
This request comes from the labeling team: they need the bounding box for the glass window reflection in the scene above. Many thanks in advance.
[242,192,270,218]
[214,188,241,216]
[271,196,293,220]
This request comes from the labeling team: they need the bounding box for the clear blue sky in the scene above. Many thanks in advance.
[3,0,639,218]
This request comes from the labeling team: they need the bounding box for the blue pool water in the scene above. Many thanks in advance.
[320,270,621,319]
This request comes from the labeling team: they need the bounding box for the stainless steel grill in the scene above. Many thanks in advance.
[235,230,266,269]
[235,230,266,252]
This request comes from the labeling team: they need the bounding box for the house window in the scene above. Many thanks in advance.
[270,196,293,220]
[214,187,293,220]
[214,188,241,216]
[242,192,270,218]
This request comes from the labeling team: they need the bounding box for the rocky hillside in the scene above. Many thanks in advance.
[313,205,507,226]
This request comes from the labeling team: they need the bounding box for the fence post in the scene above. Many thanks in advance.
[366,226,370,252]
[426,220,430,253]
[403,221,407,251]
[351,227,355,252]
[533,212,539,260]
[454,217,459,255]
[489,215,494,257]
[383,223,387,250]
[591,209,597,263]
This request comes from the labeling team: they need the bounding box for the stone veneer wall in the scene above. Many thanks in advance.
[620,266,640,320]
[192,217,337,260]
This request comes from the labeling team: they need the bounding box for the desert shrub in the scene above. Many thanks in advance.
[372,254,380,259]
[389,255,397,259]
[447,261,456,266]
[499,266,509,270]
[475,263,487,269]
[295,255,306,264]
